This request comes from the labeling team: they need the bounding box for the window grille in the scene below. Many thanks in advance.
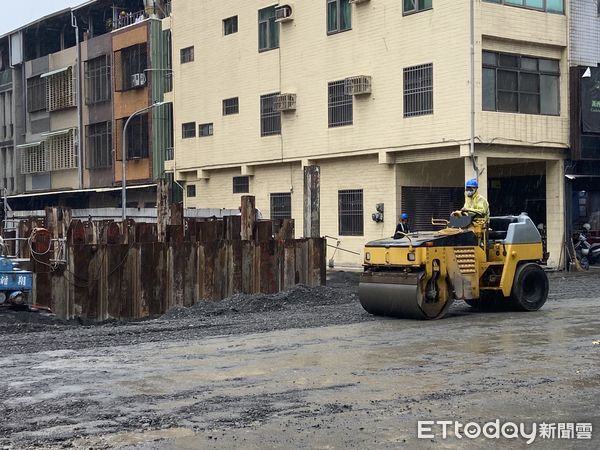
[187,184,196,197]
[258,6,279,51]
[233,176,249,193]
[261,93,281,136]
[224,16,238,35]
[270,193,292,219]
[182,122,196,138]
[27,76,47,112]
[85,55,111,105]
[403,0,432,14]
[328,80,353,127]
[338,189,363,236]
[403,63,433,117]
[223,97,239,115]
[0,91,13,140]
[199,123,213,136]
[123,113,149,159]
[327,0,352,34]
[20,143,48,174]
[86,121,112,169]
[482,50,559,116]
[180,46,194,64]
[118,44,148,91]
[47,129,78,171]
[46,68,75,112]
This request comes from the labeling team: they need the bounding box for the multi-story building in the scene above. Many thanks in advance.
[1,0,174,211]
[170,0,568,267]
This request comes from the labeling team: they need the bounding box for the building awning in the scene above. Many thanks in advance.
[7,184,156,199]
[40,66,70,78]
[16,141,43,149]
[41,128,73,138]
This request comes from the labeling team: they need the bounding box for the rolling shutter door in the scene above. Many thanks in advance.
[402,186,464,231]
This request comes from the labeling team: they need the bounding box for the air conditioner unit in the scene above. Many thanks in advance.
[349,0,370,3]
[275,5,293,22]
[344,75,372,96]
[130,72,147,87]
[274,93,296,112]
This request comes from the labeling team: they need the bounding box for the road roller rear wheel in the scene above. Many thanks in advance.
[510,263,548,311]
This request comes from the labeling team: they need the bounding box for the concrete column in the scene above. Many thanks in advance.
[545,160,565,269]
[303,166,320,238]
[463,155,488,199]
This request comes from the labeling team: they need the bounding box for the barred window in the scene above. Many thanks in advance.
[122,114,149,159]
[338,189,363,236]
[27,76,47,112]
[258,6,279,51]
[403,63,433,117]
[199,123,213,136]
[180,46,194,64]
[261,93,281,136]
[233,176,249,193]
[482,51,559,116]
[85,55,111,105]
[223,97,239,115]
[328,80,353,127]
[182,122,196,139]
[224,16,238,35]
[270,193,292,219]
[403,0,433,14]
[117,44,147,91]
[46,68,75,112]
[0,91,13,139]
[20,143,47,174]
[187,184,196,197]
[86,121,112,169]
[47,129,78,171]
[327,0,351,34]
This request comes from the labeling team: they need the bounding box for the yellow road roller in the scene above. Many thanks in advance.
[359,213,549,319]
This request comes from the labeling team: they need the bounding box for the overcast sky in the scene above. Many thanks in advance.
[1,0,86,36]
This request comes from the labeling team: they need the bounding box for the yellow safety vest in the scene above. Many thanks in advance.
[464,192,490,221]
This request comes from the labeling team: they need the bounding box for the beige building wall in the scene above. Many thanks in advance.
[171,0,568,267]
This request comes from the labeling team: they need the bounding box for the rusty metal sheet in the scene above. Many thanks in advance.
[258,241,277,294]
[135,223,157,243]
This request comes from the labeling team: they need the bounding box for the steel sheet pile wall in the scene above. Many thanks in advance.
[25,204,326,320]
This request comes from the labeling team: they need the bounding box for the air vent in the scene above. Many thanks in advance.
[274,93,297,112]
[344,75,372,96]
[275,5,293,22]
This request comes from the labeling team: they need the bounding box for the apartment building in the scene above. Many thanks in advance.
[170,0,568,267]
[2,0,174,211]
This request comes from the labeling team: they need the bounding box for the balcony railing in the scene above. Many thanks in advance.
[112,9,147,30]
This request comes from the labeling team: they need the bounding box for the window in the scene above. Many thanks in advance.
[223,97,239,115]
[85,55,111,105]
[20,143,47,174]
[258,6,279,51]
[47,128,78,171]
[482,51,559,115]
[327,0,351,34]
[261,93,281,136]
[118,44,147,91]
[270,193,292,219]
[187,184,196,197]
[403,0,433,14]
[224,16,238,35]
[122,113,149,159]
[0,91,13,139]
[182,122,196,139]
[338,189,363,236]
[0,146,15,192]
[328,80,353,127]
[180,46,194,64]
[199,123,213,136]
[27,76,46,112]
[482,0,563,14]
[233,176,249,193]
[46,67,75,112]
[403,63,433,117]
[86,121,112,169]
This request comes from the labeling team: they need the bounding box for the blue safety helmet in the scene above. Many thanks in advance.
[465,178,478,189]
[401,213,408,220]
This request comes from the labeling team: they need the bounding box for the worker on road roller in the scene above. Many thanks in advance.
[394,213,411,239]
[453,178,490,223]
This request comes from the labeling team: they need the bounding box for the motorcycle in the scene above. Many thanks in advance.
[574,224,600,270]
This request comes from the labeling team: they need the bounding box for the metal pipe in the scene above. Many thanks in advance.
[469,0,476,179]
[121,102,164,221]
[71,11,84,190]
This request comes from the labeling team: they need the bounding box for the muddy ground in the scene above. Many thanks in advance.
[1,270,599,449]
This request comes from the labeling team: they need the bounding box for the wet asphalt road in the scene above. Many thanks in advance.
[1,270,599,449]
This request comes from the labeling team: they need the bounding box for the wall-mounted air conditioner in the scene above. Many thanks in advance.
[274,93,297,112]
[130,72,147,87]
[275,5,293,22]
[344,75,372,96]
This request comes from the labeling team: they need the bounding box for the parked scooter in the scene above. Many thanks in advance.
[574,223,600,270]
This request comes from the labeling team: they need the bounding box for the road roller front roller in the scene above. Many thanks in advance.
[358,213,549,320]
